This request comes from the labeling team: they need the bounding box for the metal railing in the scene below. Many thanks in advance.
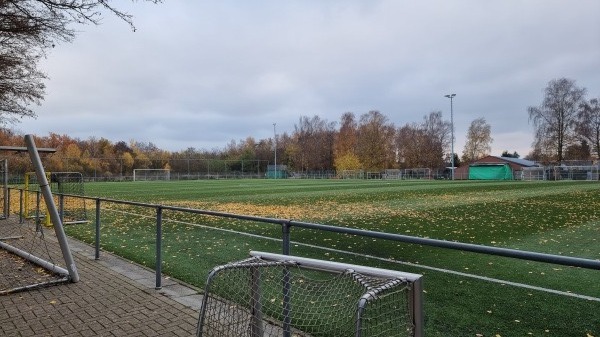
[5,187,600,290]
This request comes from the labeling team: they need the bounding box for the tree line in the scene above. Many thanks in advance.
[2,77,598,178]
[0,109,463,177]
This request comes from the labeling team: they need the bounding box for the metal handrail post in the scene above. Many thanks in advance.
[281,221,292,337]
[155,206,163,290]
[95,199,101,260]
[282,221,291,256]
[35,190,41,231]
[19,189,23,224]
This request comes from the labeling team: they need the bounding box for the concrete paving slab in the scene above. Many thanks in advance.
[0,217,203,336]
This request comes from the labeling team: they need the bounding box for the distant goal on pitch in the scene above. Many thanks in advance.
[133,169,171,181]
[197,251,424,337]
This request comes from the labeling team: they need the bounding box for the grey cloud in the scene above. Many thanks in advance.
[20,0,600,156]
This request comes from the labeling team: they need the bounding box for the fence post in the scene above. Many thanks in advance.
[281,220,292,337]
[19,189,23,224]
[35,190,41,231]
[6,187,10,218]
[155,206,163,290]
[250,266,264,337]
[95,199,101,260]
[282,221,291,256]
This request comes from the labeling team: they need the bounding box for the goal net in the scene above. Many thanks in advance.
[23,171,87,225]
[1,136,79,294]
[0,216,70,294]
[403,168,431,180]
[51,172,88,224]
[521,167,546,181]
[339,170,365,179]
[133,169,171,181]
[551,165,599,181]
[197,251,424,337]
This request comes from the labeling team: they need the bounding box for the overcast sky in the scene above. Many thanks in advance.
[17,0,600,157]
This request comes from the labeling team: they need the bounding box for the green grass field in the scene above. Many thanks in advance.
[64,179,600,336]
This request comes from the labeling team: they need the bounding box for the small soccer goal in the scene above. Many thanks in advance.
[403,168,431,180]
[0,136,79,294]
[521,167,546,181]
[197,251,424,337]
[23,171,87,225]
[51,172,88,224]
[339,170,365,179]
[133,169,171,181]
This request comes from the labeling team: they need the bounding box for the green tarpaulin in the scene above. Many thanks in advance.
[469,164,513,180]
[266,169,287,179]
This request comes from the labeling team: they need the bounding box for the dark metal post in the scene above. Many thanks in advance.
[35,190,41,231]
[6,186,10,217]
[411,278,425,337]
[3,160,8,217]
[155,206,163,290]
[282,221,291,255]
[281,221,292,337]
[19,189,23,224]
[95,199,101,260]
[282,266,292,337]
[250,266,264,337]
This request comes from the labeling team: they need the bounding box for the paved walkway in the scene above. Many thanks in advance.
[0,218,202,337]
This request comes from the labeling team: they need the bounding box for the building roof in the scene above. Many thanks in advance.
[491,156,538,167]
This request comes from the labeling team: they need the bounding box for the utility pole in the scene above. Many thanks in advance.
[273,123,277,179]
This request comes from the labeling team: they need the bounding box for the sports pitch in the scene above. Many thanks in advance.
[65,179,599,336]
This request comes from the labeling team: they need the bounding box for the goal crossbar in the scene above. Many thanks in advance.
[251,251,423,281]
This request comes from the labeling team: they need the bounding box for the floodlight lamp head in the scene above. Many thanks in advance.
[445,94,456,98]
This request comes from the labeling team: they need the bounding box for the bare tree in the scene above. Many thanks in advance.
[564,140,591,161]
[420,111,451,169]
[0,44,43,122]
[577,97,600,159]
[292,115,336,171]
[422,111,451,154]
[395,111,451,170]
[396,123,425,168]
[0,0,160,124]
[462,117,492,163]
[500,150,519,158]
[528,78,586,163]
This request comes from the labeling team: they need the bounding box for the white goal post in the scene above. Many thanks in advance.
[133,169,171,181]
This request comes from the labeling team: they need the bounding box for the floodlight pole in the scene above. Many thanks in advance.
[445,93,456,180]
[273,123,277,179]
